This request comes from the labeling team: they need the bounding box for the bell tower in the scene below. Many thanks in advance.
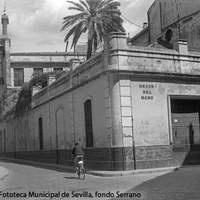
[1,4,11,89]
[2,6,9,35]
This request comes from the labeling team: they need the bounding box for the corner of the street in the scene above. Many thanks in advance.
[87,166,180,177]
[0,166,9,181]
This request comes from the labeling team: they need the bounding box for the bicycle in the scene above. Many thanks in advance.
[75,155,85,180]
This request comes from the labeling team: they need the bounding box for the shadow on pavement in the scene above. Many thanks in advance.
[64,176,79,180]
[0,157,75,174]
[109,166,200,200]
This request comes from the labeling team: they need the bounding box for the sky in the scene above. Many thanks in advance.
[1,0,155,53]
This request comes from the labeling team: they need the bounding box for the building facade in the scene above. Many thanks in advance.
[131,0,200,51]
[0,32,200,170]
[9,52,85,89]
[1,1,200,171]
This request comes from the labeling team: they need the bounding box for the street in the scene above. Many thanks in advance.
[0,161,200,200]
[126,166,200,200]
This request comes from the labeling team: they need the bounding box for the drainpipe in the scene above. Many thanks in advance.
[55,112,59,164]
[132,117,136,170]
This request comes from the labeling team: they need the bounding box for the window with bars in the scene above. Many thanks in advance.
[33,68,43,75]
[14,68,24,86]
[3,129,6,152]
[0,131,2,152]
[53,68,63,73]
[39,117,43,150]
[84,99,94,148]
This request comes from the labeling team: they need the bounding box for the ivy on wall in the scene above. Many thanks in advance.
[0,70,68,119]
[0,90,18,119]
[14,83,32,116]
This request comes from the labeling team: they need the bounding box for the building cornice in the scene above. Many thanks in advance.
[30,33,200,109]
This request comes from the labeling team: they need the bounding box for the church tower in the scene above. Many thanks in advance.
[1,5,11,89]
[2,7,9,35]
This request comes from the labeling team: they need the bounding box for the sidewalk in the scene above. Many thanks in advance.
[88,166,180,177]
[0,156,180,177]
[0,166,9,181]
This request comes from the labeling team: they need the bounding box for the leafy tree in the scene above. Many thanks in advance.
[15,70,68,116]
[61,0,125,59]
[30,70,67,88]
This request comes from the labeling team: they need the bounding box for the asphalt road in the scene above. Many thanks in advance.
[128,166,200,200]
[111,166,200,200]
[0,161,200,200]
[0,161,166,200]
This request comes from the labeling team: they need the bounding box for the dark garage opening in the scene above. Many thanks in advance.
[171,99,200,151]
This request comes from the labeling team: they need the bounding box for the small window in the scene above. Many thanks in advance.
[33,68,43,75]
[14,68,24,86]
[38,117,43,150]
[54,68,63,73]
[165,29,173,42]
[84,100,94,148]
[0,131,2,152]
[3,129,6,152]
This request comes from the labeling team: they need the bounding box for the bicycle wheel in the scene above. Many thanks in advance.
[79,166,85,180]
[75,165,81,179]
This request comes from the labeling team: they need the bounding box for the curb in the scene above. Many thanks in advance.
[87,166,180,177]
[0,166,9,181]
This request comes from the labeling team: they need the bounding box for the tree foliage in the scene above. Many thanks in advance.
[0,70,68,118]
[0,91,19,119]
[15,83,32,116]
[61,0,125,59]
[30,70,66,88]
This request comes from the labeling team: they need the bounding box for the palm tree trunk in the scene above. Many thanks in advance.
[87,39,93,59]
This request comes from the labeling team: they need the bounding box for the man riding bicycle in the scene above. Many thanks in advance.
[72,143,85,177]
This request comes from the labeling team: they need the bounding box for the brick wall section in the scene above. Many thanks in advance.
[123,147,135,170]
[173,146,200,166]
[136,145,173,160]
[16,151,57,163]
[135,145,174,169]
[85,148,112,170]
[136,159,174,169]
[1,146,200,170]
[0,148,131,171]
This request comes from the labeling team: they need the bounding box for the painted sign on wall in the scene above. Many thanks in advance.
[139,83,158,100]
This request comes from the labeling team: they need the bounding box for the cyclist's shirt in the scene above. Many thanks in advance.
[72,146,85,157]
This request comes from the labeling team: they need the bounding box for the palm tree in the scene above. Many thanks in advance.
[61,0,125,59]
